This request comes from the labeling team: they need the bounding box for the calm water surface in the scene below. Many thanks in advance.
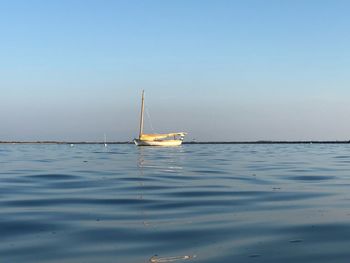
[1,144,350,262]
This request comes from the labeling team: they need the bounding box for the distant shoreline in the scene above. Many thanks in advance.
[1,141,350,144]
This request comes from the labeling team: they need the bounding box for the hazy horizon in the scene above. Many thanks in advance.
[1,0,350,142]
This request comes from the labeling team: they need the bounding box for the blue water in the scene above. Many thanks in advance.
[1,143,350,262]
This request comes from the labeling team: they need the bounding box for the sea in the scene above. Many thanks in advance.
[1,143,350,263]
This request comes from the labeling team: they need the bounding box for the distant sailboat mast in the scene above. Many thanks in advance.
[104,133,107,147]
[139,90,145,139]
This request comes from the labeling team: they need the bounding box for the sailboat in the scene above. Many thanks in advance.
[134,90,186,146]
[104,133,107,147]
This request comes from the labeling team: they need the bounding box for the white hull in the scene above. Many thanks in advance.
[134,139,183,147]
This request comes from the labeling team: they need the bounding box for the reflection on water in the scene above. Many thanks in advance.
[1,143,350,262]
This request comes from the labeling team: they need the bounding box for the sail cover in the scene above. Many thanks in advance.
[140,133,186,141]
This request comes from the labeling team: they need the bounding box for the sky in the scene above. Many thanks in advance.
[1,0,350,141]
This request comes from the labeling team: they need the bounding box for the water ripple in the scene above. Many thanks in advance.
[0,144,349,262]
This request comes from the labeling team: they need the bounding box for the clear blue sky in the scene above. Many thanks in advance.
[1,0,350,141]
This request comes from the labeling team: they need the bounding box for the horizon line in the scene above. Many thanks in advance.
[1,140,350,144]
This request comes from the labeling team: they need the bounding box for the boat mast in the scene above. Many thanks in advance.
[139,90,145,139]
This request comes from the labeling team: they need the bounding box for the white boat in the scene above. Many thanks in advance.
[134,135,185,146]
[134,91,186,146]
